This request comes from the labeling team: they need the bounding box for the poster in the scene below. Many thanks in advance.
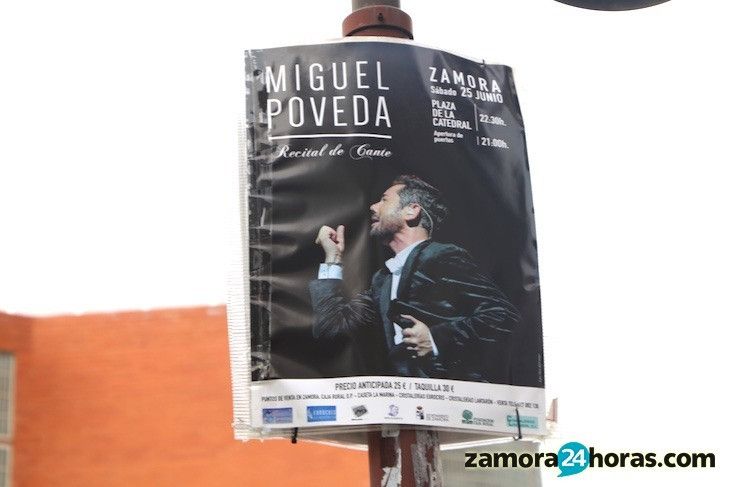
[229,38,545,439]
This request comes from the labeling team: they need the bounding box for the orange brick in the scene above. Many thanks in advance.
[0,308,368,487]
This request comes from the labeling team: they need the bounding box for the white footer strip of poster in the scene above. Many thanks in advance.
[250,376,546,435]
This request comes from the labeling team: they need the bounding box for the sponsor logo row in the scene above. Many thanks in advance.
[262,404,453,424]
[262,405,539,429]
[265,405,541,426]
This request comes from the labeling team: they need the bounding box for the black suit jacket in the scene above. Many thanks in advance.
[309,240,520,383]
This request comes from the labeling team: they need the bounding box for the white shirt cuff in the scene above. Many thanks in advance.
[318,263,343,279]
[429,330,439,356]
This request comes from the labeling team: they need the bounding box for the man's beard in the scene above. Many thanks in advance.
[370,214,403,241]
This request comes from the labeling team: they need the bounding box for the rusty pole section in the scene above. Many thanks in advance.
[367,426,443,487]
[342,2,442,486]
[343,0,413,39]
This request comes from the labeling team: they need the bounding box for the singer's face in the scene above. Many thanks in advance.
[369,184,405,239]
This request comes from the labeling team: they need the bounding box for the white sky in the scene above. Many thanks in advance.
[1,1,729,484]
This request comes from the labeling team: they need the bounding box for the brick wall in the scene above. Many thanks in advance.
[0,308,367,487]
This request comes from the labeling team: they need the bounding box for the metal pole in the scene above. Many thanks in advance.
[352,0,401,8]
[341,3,441,486]
[343,0,413,39]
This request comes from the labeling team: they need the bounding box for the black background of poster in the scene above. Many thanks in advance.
[246,41,543,388]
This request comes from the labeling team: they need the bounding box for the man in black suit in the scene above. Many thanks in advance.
[309,175,519,383]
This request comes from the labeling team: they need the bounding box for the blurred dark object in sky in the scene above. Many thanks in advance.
[555,0,671,11]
